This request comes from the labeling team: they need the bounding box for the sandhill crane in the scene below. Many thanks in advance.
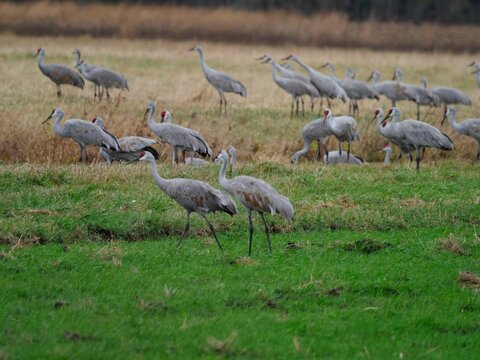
[393,69,439,120]
[145,102,212,164]
[421,77,471,111]
[257,54,319,111]
[42,108,119,162]
[138,151,237,250]
[92,117,159,165]
[282,55,348,107]
[261,57,319,116]
[291,118,332,163]
[340,68,379,116]
[76,61,129,102]
[35,48,84,98]
[372,108,414,161]
[323,151,364,165]
[382,143,393,164]
[319,62,341,84]
[189,44,246,114]
[216,150,293,256]
[368,70,418,107]
[323,108,360,160]
[213,146,236,174]
[72,49,102,99]
[442,106,480,160]
[381,107,454,170]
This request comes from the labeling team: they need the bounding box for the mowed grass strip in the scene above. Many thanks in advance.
[1,161,480,358]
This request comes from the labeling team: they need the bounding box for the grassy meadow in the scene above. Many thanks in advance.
[1,33,480,358]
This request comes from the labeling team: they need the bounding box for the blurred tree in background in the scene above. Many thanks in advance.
[36,0,478,25]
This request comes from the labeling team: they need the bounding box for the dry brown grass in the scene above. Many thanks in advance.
[458,271,480,292]
[438,235,467,256]
[1,2,480,53]
[0,33,479,164]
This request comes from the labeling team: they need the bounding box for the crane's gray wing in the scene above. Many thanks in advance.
[64,119,118,150]
[158,124,212,157]
[207,70,247,97]
[118,136,158,152]
[401,120,454,150]
[45,64,85,88]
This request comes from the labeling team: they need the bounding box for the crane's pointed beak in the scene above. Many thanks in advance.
[42,110,55,124]
[143,108,149,120]
[381,113,391,125]
[318,63,329,68]
[255,55,266,61]
[187,46,195,52]
[281,55,292,61]
[366,73,373,81]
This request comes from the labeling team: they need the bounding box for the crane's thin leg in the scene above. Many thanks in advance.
[172,146,179,164]
[354,101,359,117]
[223,95,228,116]
[398,152,403,161]
[301,97,305,117]
[259,212,272,254]
[409,153,413,162]
[106,88,111,103]
[247,209,254,256]
[177,211,191,248]
[56,85,61,98]
[219,95,223,113]
[310,97,314,112]
[323,143,329,161]
[338,142,342,156]
[416,104,420,120]
[290,97,294,118]
[477,143,480,160]
[295,98,299,116]
[415,147,421,171]
[201,214,223,250]
[78,144,84,162]
[182,148,187,163]
[347,141,351,160]
[315,140,321,161]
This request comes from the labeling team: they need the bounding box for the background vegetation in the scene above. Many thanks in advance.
[2,1,480,52]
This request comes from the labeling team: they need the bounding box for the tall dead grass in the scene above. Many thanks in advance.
[0,34,479,164]
[1,1,480,52]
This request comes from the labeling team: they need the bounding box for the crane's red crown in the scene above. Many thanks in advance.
[161,111,166,118]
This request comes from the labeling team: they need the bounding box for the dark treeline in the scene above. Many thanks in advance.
[17,0,479,25]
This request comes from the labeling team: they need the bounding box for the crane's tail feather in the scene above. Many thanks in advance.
[142,146,160,159]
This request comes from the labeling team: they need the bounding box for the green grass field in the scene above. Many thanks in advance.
[1,161,479,358]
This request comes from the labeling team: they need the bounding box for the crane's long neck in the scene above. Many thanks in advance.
[448,112,461,131]
[229,151,236,167]
[148,159,169,193]
[296,138,312,158]
[270,61,279,82]
[292,57,313,77]
[52,113,67,138]
[196,49,210,77]
[384,149,392,164]
[74,52,81,67]
[218,157,229,189]
[147,107,158,131]
[37,52,45,70]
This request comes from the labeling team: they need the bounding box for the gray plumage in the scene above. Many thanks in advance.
[283,55,348,104]
[373,108,415,160]
[262,57,319,116]
[368,70,418,106]
[323,108,360,160]
[340,68,380,116]
[319,63,342,84]
[217,150,293,256]
[468,61,480,87]
[73,49,103,100]
[35,48,84,98]
[145,102,212,163]
[42,108,119,162]
[442,106,480,160]
[291,118,332,163]
[76,60,129,102]
[393,69,439,120]
[421,77,471,108]
[381,107,454,170]
[323,150,364,165]
[189,44,246,114]
[382,144,393,164]
[92,117,159,165]
[139,151,237,250]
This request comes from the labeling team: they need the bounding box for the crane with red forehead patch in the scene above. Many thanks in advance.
[34,48,84,98]
[381,107,454,170]
[144,101,212,164]
[322,108,360,160]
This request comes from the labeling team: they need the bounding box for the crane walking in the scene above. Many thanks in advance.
[138,151,237,250]
[92,117,159,164]
[73,49,102,99]
[381,107,454,170]
[189,44,246,114]
[145,102,212,164]
[442,107,480,160]
[368,70,418,106]
[216,150,293,256]
[42,108,119,162]
[35,48,84,98]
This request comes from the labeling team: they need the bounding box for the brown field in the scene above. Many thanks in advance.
[0,33,479,164]
[1,1,480,53]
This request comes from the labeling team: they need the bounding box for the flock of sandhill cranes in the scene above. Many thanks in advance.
[36,44,480,255]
